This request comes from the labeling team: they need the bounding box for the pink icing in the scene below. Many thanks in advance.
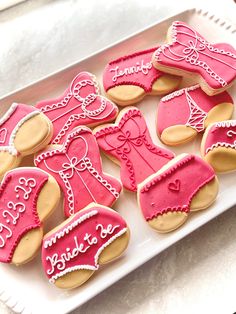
[157,85,233,135]
[0,168,49,263]
[103,47,164,93]
[36,72,118,144]
[94,108,175,192]
[139,154,215,220]
[0,103,40,156]
[154,21,236,90]
[203,120,236,154]
[34,127,122,217]
[41,205,128,283]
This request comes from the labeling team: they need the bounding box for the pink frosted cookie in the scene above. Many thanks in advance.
[137,154,218,233]
[36,72,118,144]
[0,103,53,177]
[157,85,233,146]
[34,127,122,217]
[94,107,175,191]
[103,47,181,106]
[152,21,236,95]
[0,167,60,265]
[201,120,236,172]
[42,204,130,289]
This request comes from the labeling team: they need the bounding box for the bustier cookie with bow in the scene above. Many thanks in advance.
[36,72,118,144]
[153,21,236,94]
[34,127,122,217]
[94,108,174,191]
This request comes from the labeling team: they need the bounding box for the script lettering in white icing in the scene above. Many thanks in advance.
[15,177,36,200]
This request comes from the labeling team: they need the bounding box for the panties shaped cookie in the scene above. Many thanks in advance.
[138,154,218,233]
[103,47,181,106]
[34,127,122,217]
[201,120,236,172]
[36,72,118,144]
[157,85,233,146]
[42,204,130,289]
[0,167,60,265]
[94,107,174,191]
[0,103,53,177]
[152,21,236,95]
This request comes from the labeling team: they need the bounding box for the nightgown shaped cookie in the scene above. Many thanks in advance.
[36,71,118,144]
[0,167,60,265]
[42,204,130,289]
[157,85,233,146]
[201,120,236,172]
[152,21,236,95]
[34,127,122,217]
[137,154,218,233]
[103,47,181,106]
[0,103,53,177]
[94,107,175,192]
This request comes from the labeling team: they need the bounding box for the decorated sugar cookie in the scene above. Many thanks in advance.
[201,120,236,172]
[34,127,122,217]
[0,167,60,265]
[152,21,236,95]
[137,154,218,233]
[36,72,118,144]
[0,103,53,177]
[42,204,130,289]
[103,47,181,106]
[94,107,174,191]
[157,85,233,146]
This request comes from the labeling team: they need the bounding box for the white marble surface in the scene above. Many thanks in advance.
[0,0,236,313]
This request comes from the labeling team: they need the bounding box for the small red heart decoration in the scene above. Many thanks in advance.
[168,179,180,192]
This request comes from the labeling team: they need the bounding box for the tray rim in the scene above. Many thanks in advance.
[1,6,236,314]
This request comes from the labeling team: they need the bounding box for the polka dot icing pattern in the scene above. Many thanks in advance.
[157,85,233,134]
[0,168,49,263]
[103,47,163,93]
[138,154,216,221]
[41,205,128,283]
[36,72,118,144]
[94,108,175,191]
[34,127,122,217]
[153,21,236,90]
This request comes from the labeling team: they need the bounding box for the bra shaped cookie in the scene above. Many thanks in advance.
[36,72,118,144]
[42,204,130,289]
[103,47,181,106]
[137,154,218,233]
[34,127,122,217]
[94,107,174,191]
[0,167,60,265]
[0,103,53,177]
[157,85,233,146]
[152,21,236,95]
[201,120,236,172]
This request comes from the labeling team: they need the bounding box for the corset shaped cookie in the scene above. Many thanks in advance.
[0,168,51,263]
[36,72,118,144]
[94,108,175,191]
[35,127,122,217]
[153,21,236,93]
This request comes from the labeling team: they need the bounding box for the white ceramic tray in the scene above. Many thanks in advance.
[0,8,236,314]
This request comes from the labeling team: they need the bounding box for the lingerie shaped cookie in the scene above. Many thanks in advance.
[201,120,236,172]
[152,21,236,95]
[42,204,130,289]
[0,103,53,177]
[36,72,118,144]
[137,154,218,233]
[103,47,181,106]
[94,107,175,192]
[0,167,60,265]
[157,85,233,146]
[34,127,122,217]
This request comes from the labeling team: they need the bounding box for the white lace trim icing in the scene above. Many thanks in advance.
[0,103,40,155]
[154,21,236,87]
[161,84,199,102]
